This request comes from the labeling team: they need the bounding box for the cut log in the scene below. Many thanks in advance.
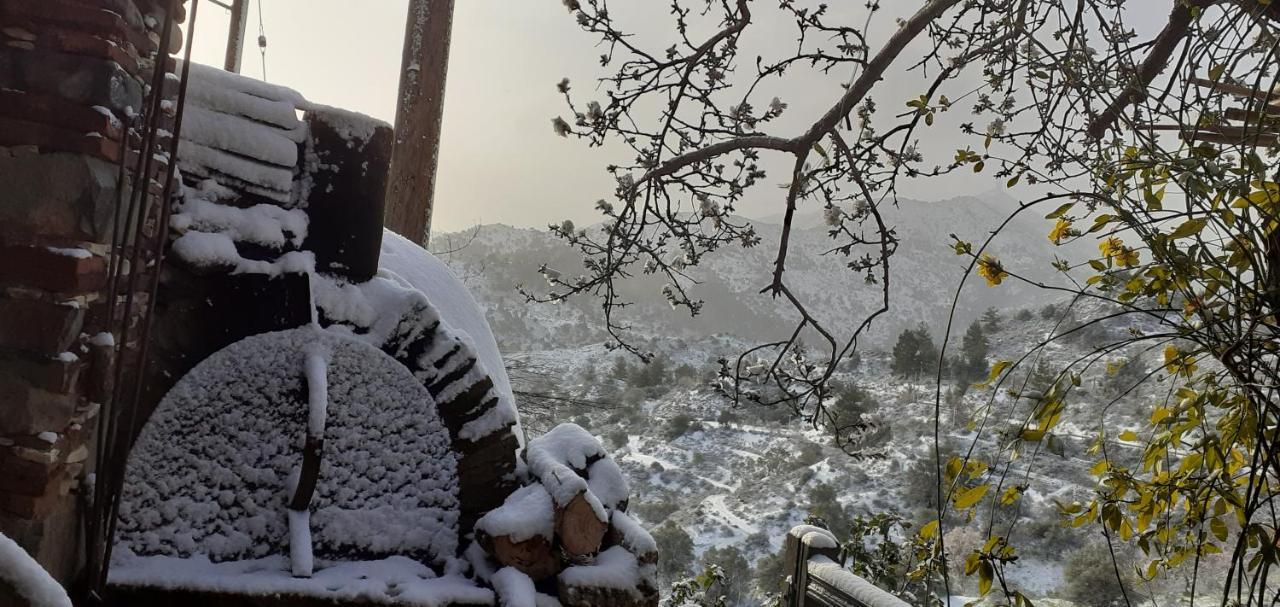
[479,530,560,581]
[556,492,608,557]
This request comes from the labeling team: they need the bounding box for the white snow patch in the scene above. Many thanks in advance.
[558,546,640,591]
[171,192,308,249]
[171,231,315,277]
[45,247,92,259]
[490,567,536,607]
[303,342,330,435]
[475,484,554,543]
[288,509,313,578]
[109,552,492,606]
[0,532,72,607]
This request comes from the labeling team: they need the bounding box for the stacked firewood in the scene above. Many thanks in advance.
[473,423,658,607]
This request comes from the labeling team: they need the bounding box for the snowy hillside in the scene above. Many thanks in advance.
[434,192,1090,352]
[481,303,1188,606]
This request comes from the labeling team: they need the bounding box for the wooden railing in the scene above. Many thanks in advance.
[782,525,912,607]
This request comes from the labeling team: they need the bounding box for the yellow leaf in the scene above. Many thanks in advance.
[1169,218,1207,240]
[954,484,990,509]
[977,253,1009,286]
[1119,430,1139,441]
[1048,218,1073,245]
[920,519,940,539]
[973,360,1012,389]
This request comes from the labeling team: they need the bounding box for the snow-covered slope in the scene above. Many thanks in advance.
[434,193,1088,351]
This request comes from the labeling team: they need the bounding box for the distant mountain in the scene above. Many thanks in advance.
[433,192,1088,351]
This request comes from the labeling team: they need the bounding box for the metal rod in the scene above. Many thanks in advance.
[86,1,183,595]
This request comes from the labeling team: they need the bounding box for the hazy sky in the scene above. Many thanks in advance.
[184,2,1164,234]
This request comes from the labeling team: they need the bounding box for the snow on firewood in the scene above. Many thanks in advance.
[557,546,647,598]
[606,511,657,565]
[475,484,554,544]
[181,105,300,168]
[171,231,315,277]
[0,532,72,607]
[490,567,536,607]
[523,424,608,518]
[177,140,295,195]
[180,61,308,133]
[586,456,629,511]
[171,183,308,250]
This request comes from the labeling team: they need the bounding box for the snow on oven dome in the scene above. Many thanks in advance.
[110,326,470,600]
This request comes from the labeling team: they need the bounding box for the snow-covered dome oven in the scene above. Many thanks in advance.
[106,62,655,607]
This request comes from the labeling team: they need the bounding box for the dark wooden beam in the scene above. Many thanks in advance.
[384,0,455,247]
[223,0,249,73]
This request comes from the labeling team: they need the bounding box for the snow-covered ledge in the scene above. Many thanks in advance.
[0,533,72,607]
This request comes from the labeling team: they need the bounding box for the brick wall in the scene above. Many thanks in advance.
[0,0,185,588]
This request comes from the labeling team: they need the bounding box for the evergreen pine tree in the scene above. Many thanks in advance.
[959,320,989,380]
[981,307,1003,332]
[891,328,921,378]
[914,323,940,378]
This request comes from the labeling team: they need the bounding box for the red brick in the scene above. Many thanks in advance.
[0,116,122,163]
[0,487,67,519]
[0,461,66,497]
[2,23,142,75]
[1,0,154,55]
[0,47,144,116]
[0,244,106,294]
[0,90,123,140]
[0,297,85,355]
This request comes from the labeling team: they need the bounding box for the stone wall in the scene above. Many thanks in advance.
[0,0,186,587]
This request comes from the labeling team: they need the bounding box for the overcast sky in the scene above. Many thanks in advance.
[184,2,1166,234]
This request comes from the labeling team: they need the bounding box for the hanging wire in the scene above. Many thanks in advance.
[256,0,268,81]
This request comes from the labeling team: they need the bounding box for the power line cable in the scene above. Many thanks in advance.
[256,0,268,80]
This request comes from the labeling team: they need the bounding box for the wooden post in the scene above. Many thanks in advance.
[384,0,455,247]
[223,0,249,73]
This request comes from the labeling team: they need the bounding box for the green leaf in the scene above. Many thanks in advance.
[1211,517,1229,542]
[1045,202,1075,219]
